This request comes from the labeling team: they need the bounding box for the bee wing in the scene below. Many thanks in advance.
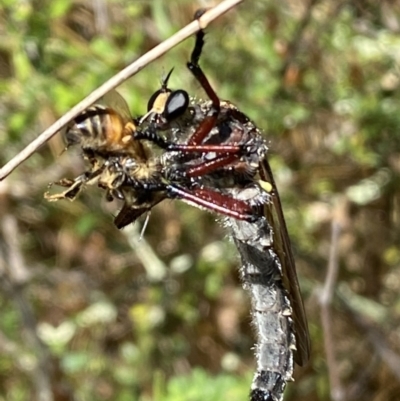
[259,158,311,366]
[114,195,167,229]
[100,90,132,123]
[114,203,149,229]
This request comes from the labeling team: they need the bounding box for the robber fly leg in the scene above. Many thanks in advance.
[186,22,220,145]
[133,128,172,149]
[165,154,241,182]
[189,21,218,108]
[166,184,258,222]
[134,129,244,156]
[125,177,168,192]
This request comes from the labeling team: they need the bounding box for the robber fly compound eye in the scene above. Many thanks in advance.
[164,90,189,121]
[146,89,189,122]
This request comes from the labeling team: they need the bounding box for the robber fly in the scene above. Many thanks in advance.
[136,23,310,401]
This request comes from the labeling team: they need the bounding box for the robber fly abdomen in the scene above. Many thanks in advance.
[225,186,296,401]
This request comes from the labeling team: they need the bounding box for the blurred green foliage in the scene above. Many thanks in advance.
[1,1,400,401]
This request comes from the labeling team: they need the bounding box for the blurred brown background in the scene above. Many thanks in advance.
[1,1,400,400]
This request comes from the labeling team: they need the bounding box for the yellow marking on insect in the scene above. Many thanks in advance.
[124,121,137,132]
[139,92,170,124]
[122,135,131,144]
[259,179,273,193]
[152,92,169,114]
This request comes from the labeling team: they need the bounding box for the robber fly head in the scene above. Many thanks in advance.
[140,68,190,128]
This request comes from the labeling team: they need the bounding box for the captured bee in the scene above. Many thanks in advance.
[45,90,167,228]
[65,91,147,159]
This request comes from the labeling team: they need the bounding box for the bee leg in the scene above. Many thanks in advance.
[44,164,105,201]
[106,189,125,201]
[44,176,85,201]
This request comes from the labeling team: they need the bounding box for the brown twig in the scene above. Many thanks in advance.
[319,221,345,401]
[0,0,244,181]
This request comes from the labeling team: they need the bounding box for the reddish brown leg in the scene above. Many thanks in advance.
[186,29,220,145]
[134,131,242,155]
[167,144,241,154]
[182,154,239,178]
[167,185,256,222]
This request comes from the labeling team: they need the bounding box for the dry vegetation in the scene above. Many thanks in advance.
[1,1,400,401]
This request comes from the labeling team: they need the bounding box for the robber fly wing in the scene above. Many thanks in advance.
[259,158,311,366]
